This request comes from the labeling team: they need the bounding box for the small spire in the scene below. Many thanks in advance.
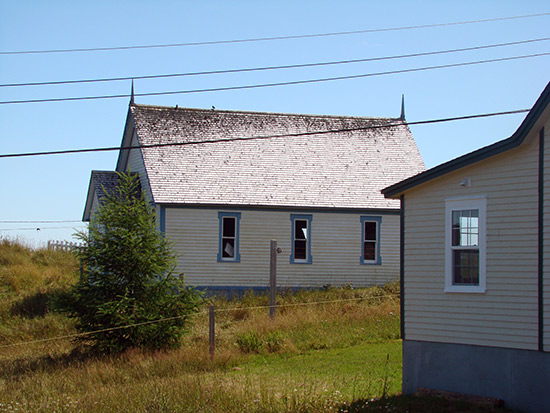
[130,80,135,105]
[400,94,405,120]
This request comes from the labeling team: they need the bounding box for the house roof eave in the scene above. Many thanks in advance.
[382,81,550,199]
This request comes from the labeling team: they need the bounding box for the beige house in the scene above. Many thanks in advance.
[84,102,424,292]
[382,82,550,413]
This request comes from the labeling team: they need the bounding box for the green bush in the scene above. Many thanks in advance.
[264,331,285,352]
[236,330,285,354]
[236,331,263,353]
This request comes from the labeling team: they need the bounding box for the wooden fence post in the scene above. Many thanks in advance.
[209,305,215,360]
[270,240,277,320]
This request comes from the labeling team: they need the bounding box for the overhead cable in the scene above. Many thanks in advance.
[1,37,548,88]
[1,12,548,55]
[0,220,82,223]
[1,52,548,106]
[0,226,85,231]
[0,109,530,159]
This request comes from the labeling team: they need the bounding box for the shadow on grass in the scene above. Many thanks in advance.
[1,344,234,380]
[10,289,72,318]
[341,395,513,412]
[0,347,99,379]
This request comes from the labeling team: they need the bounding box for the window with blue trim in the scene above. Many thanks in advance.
[217,212,241,262]
[291,214,312,264]
[361,216,382,265]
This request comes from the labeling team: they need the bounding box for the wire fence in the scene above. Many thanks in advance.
[0,293,399,351]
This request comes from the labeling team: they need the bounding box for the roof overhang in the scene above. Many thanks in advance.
[382,81,550,199]
[82,172,97,222]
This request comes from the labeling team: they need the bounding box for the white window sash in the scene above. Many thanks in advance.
[444,197,486,293]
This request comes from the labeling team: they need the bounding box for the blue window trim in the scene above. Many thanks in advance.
[360,216,382,265]
[290,214,313,264]
[217,212,241,263]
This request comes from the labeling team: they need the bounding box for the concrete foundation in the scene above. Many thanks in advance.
[403,340,550,413]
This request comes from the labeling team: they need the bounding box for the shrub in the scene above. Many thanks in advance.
[236,330,286,354]
[236,331,263,353]
[264,331,285,353]
[60,172,201,353]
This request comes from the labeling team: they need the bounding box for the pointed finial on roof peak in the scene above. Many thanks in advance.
[130,79,135,105]
[400,94,405,120]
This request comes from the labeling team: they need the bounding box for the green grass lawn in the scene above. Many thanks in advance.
[238,340,402,403]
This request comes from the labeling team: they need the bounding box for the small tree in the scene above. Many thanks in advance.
[64,172,200,353]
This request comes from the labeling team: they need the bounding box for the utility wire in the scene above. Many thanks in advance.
[2,37,548,88]
[0,109,530,159]
[0,226,86,231]
[1,12,548,55]
[0,220,82,223]
[1,52,548,106]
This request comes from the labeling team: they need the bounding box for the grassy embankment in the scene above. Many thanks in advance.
[0,239,509,412]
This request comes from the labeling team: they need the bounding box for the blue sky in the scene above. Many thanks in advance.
[0,1,549,246]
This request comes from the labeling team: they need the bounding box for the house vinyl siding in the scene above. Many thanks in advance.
[391,84,550,412]
[164,207,400,288]
[403,134,540,350]
[543,117,550,352]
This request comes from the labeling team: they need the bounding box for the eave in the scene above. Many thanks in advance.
[382,81,550,198]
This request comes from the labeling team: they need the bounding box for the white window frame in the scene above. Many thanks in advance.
[444,196,486,293]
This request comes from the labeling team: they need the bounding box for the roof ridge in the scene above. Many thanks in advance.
[130,103,398,121]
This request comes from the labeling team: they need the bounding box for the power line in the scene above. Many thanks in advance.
[0,109,530,159]
[1,52,548,106]
[0,226,85,231]
[2,37,548,88]
[1,12,548,55]
[0,220,82,223]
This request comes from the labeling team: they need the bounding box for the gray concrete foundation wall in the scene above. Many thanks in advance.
[403,340,550,413]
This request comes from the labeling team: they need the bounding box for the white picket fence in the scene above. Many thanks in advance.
[47,240,85,252]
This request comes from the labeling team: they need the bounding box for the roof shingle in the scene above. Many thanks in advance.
[130,104,425,209]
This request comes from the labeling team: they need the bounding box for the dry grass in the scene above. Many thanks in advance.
[0,239,79,356]
[0,239,403,412]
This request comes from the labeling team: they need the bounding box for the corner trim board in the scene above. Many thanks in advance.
[538,127,545,352]
[400,194,405,340]
[159,205,166,235]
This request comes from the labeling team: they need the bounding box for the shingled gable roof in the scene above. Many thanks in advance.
[123,103,425,210]
[382,81,550,199]
[83,171,141,221]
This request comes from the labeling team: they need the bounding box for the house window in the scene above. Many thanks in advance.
[361,216,382,265]
[217,212,241,262]
[291,214,312,264]
[445,197,486,293]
